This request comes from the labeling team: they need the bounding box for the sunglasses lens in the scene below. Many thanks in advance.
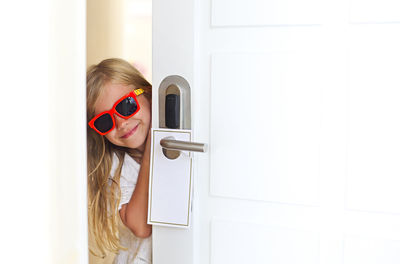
[93,113,113,133]
[115,96,138,116]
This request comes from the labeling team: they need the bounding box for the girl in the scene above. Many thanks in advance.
[87,58,152,264]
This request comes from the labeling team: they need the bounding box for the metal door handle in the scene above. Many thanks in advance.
[160,139,207,153]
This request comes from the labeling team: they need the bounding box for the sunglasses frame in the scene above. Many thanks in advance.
[88,90,141,135]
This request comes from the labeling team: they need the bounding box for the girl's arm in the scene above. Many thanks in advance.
[119,130,152,238]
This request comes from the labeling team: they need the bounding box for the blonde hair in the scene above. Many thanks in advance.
[86,58,152,258]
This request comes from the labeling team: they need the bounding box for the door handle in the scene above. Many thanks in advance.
[160,138,207,153]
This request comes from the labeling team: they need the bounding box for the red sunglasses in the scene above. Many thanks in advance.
[88,88,144,135]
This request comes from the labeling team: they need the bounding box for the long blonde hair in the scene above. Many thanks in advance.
[86,58,152,258]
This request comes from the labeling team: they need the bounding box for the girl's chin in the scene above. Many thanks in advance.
[125,137,146,151]
[126,141,145,151]
[109,139,142,150]
[108,128,147,150]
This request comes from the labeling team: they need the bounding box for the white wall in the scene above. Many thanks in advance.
[0,0,87,263]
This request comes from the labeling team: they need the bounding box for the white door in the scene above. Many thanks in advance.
[152,0,400,263]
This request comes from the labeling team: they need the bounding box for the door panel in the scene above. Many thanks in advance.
[349,0,400,23]
[210,51,321,206]
[211,0,322,26]
[211,218,319,264]
[346,25,400,215]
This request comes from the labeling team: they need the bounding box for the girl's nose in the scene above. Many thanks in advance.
[114,114,129,130]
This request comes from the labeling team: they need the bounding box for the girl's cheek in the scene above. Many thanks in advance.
[105,132,118,144]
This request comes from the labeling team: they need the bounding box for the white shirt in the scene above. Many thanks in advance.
[109,152,152,264]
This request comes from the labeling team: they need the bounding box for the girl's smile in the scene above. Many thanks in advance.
[120,123,139,139]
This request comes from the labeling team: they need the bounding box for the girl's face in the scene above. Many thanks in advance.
[93,81,151,151]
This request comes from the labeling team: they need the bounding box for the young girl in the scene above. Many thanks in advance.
[87,58,152,264]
